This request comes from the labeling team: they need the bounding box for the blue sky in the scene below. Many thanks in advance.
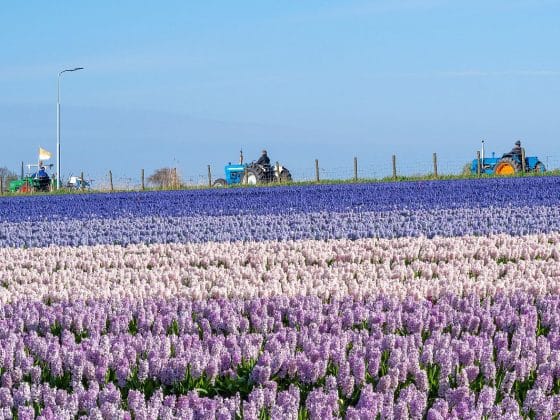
[1,1,559,185]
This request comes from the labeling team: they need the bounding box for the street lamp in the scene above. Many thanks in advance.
[57,67,84,189]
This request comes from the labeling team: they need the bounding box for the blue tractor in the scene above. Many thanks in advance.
[470,141,546,176]
[213,151,292,186]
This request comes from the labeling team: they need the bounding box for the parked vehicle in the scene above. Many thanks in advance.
[67,175,91,190]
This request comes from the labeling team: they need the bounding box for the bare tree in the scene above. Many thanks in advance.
[147,167,182,189]
[0,167,17,189]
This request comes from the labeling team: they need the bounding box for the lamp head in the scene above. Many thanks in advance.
[60,67,85,75]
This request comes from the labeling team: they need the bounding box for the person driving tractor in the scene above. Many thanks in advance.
[37,163,49,179]
[256,149,270,166]
[509,140,522,158]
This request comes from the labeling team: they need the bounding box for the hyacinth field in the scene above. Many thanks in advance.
[1,177,560,419]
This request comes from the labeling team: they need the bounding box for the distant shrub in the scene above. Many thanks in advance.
[147,167,182,188]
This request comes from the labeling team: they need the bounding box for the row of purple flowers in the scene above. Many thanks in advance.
[1,176,559,223]
[1,204,559,248]
[0,293,558,418]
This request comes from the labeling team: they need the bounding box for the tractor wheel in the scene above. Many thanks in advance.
[494,157,521,175]
[213,178,227,187]
[243,165,266,185]
[534,162,546,173]
[244,169,259,185]
[35,179,51,192]
[278,168,292,183]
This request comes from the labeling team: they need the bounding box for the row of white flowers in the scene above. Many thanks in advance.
[1,233,559,303]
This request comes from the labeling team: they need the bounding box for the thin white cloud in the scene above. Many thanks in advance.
[436,70,560,77]
[357,69,560,79]
[285,0,559,24]
[286,0,451,23]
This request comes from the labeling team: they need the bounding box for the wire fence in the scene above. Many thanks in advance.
[3,153,559,195]
[77,153,560,192]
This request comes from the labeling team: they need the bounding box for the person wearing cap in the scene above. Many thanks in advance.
[35,161,47,178]
[37,166,49,179]
[256,149,271,166]
[509,140,522,157]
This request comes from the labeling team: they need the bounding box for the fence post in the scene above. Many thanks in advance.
[315,159,320,182]
[476,151,481,177]
[276,161,280,183]
[141,169,145,190]
[521,148,526,173]
[109,170,113,192]
[0,176,3,195]
[207,165,212,187]
[21,161,24,179]
[80,172,84,191]
[392,155,397,179]
[433,153,438,178]
[353,157,358,181]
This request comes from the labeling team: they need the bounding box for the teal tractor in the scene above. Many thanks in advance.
[470,140,546,176]
[213,151,292,186]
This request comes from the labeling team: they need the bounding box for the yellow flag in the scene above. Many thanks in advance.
[39,147,52,160]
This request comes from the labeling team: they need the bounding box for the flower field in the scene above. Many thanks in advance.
[1,177,560,419]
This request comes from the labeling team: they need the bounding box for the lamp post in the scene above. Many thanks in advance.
[57,67,84,189]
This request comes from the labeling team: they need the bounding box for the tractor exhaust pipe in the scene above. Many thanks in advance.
[481,140,485,172]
